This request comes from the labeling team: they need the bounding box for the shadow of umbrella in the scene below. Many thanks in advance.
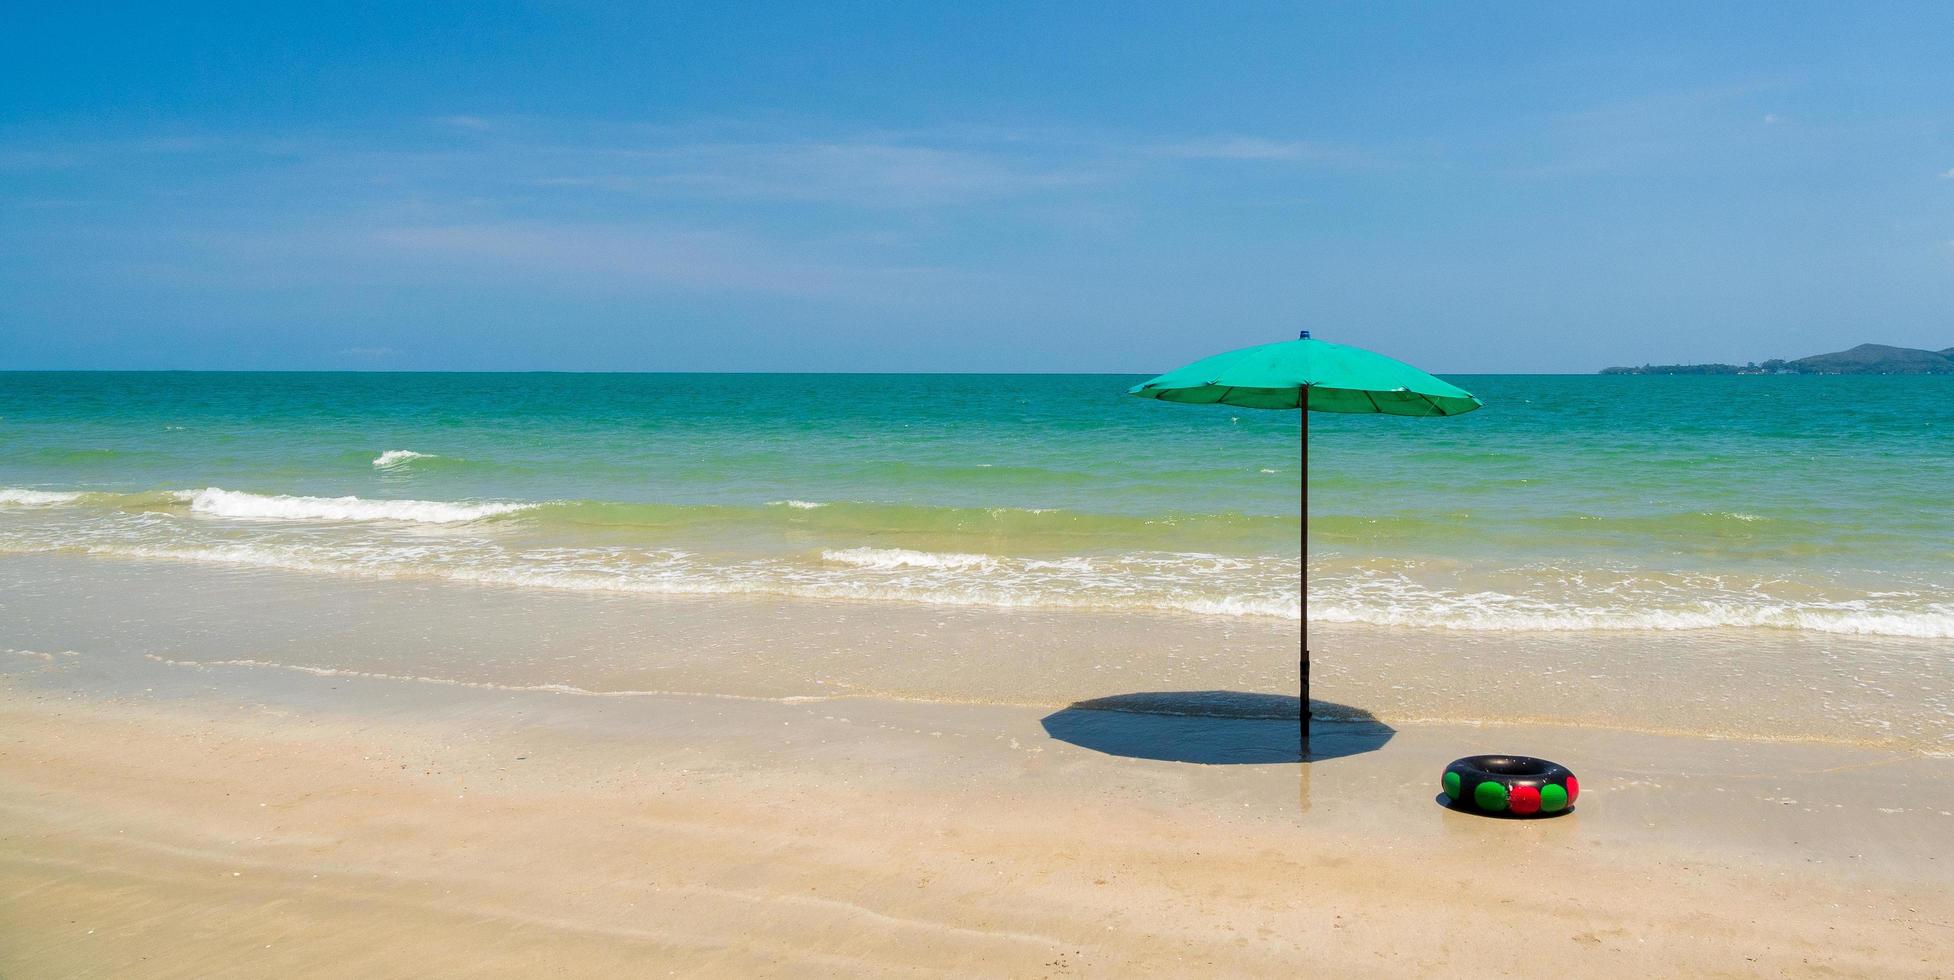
[1040,691,1394,765]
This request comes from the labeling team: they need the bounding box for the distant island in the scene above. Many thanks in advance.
[1602,343,1954,375]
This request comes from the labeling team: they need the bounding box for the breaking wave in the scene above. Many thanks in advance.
[184,488,533,524]
[822,547,996,570]
[2,486,1951,636]
[0,488,86,507]
[372,449,435,469]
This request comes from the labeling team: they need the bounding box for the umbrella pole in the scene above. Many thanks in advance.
[1300,401,1311,760]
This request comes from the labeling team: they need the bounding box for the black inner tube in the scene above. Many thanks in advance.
[1471,756,1554,778]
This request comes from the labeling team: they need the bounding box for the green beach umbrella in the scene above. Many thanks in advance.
[1128,331,1483,756]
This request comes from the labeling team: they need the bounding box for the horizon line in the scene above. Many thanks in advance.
[0,367,1605,377]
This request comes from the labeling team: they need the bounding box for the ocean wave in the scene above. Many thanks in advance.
[5,488,1953,636]
[534,499,1295,552]
[140,655,823,703]
[185,488,533,524]
[5,526,1952,635]
[1312,598,1954,638]
[5,647,81,661]
[822,547,997,570]
[0,488,85,507]
[1,485,1293,543]
[373,449,434,469]
[64,539,1297,620]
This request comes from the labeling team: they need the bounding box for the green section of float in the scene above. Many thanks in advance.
[1473,780,1508,812]
[1442,771,1461,800]
[1541,783,1568,812]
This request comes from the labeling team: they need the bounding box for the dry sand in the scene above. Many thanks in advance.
[4,679,1952,977]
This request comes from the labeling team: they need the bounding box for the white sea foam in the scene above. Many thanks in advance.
[8,526,1953,635]
[373,450,434,469]
[5,647,81,661]
[1310,592,1954,638]
[769,500,826,509]
[1175,596,1306,619]
[6,498,1954,635]
[0,488,85,507]
[821,547,997,570]
[141,655,823,703]
[185,487,532,524]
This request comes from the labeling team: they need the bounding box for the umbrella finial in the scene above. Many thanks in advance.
[1299,330,1311,340]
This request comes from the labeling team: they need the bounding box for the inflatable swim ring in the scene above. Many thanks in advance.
[1442,756,1578,816]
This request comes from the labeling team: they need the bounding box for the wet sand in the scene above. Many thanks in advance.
[6,554,1951,749]
[4,553,1953,976]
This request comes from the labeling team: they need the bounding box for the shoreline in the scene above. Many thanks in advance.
[5,552,1950,752]
[12,465,1954,641]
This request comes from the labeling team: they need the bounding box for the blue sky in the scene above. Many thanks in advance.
[3,2,1951,372]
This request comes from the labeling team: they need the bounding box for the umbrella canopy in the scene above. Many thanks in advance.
[1127,332,1482,758]
[1128,334,1482,415]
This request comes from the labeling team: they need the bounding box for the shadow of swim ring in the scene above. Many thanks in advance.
[1441,755,1578,818]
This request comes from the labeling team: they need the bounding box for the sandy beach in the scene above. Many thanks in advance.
[13,0,1954,974]
[5,554,1952,977]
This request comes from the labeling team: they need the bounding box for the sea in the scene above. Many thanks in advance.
[3,371,1951,639]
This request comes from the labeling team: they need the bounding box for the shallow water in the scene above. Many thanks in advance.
[5,554,1949,751]
[3,371,1952,636]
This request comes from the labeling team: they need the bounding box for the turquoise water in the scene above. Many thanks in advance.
[3,371,1951,635]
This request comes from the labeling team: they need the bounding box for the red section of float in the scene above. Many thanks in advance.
[1565,775,1580,804]
[1508,784,1541,815]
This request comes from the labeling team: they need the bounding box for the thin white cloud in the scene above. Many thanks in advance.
[1940,167,1954,179]
[2,117,1383,307]
[9,197,98,209]
[25,215,980,305]
[0,148,81,169]
[432,115,497,132]
[1152,136,1368,165]
[367,222,972,302]
[2,119,1372,214]
[534,139,1100,207]
[1512,79,1792,177]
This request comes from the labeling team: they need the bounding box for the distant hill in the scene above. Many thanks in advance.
[1790,344,1954,374]
[1603,343,1954,375]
